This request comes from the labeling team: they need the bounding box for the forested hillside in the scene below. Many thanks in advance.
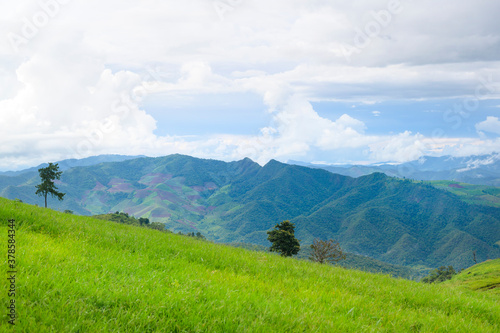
[0,154,499,269]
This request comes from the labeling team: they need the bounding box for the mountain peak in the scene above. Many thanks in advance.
[264,159,285,167]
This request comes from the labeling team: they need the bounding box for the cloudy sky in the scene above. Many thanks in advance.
[1,0,500,170]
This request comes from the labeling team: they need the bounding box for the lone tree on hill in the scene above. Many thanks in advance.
[421,266,456,283]
[310,238,346,264]
[35,163,65,208]
[267,220,300,257]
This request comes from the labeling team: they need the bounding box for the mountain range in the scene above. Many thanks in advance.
[289,153,500,186]
[0,154,144,176]
[0,154,499,270]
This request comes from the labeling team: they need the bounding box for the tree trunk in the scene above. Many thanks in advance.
[44,193,47,208]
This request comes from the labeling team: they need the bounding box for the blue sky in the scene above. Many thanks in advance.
[1,0,500,170]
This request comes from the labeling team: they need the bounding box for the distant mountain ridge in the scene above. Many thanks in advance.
[0,154,145,176]
[289,153,500,186]
[0,154,498,270]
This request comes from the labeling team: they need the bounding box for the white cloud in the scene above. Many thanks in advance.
[476,116,500,135]
[368,131,427,163]
[1,0,500,170]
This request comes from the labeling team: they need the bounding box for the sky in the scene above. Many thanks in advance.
[1,0,500,171]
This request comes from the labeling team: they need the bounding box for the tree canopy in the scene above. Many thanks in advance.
[309,238,346,264]
[267,220,300,257]
[35,163,65,208]
[421,266,456,283]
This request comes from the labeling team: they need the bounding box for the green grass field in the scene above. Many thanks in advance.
[1,197,499,332]
[445,259,500,295]
[425,180,500,208]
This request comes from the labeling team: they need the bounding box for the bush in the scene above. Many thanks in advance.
[422,266,456,283]
[148,222,166,231]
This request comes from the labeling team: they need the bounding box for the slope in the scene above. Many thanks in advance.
[445,259,500,295]
[0,154,499,269]
[0,198,499,332]
[207,161,500,269]
[425,180,500,208]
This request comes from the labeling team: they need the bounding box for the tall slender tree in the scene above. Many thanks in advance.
[35,163,65,208]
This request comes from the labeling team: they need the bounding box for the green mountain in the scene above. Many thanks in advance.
[290,153,500,186]
[1,154,499,270]
[1,198,498,332]
[0,154,144,176]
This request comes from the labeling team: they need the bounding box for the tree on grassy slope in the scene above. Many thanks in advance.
[421,266,456,283]
[309,238,346,264]
[35,163,65,208]
[139,217,150,226]
[267,220,300,257]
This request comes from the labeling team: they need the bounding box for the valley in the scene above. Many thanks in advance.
[1,154,499,271]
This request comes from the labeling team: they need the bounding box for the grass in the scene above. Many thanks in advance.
[0,197,499,332]
[425,180,500,208]
[445,259,500,295]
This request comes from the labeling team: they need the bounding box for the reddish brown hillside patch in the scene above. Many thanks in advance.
[182,204,206,214]
[190,186,205,192]
[92,182,107,191]
[107,178,135,193]
[139,173,173,186]
[204,182,217,190]
[156,190,184,204]
[136,189,153,199]
[151,207,171,218]
[108,184,135,193]
[448,183,464,189]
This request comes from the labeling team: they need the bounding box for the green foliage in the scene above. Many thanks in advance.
[192,231,206,240]
[309,238,346,264]
[94,212,137,225]
[35,162,65,208]
[63,210,73,214]
[2,154,500,269]
[422,266,457,283]
[177,231,207,240]
[94,212,169,233]
[148,221,166,231]
[0,197,499,332]
[267,220,300,257]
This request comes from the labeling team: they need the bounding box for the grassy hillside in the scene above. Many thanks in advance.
[426,180,500,208]
[228,242,423,280]
[445,259,500,295]
[1,155,499,269]
[1,198,499,332]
